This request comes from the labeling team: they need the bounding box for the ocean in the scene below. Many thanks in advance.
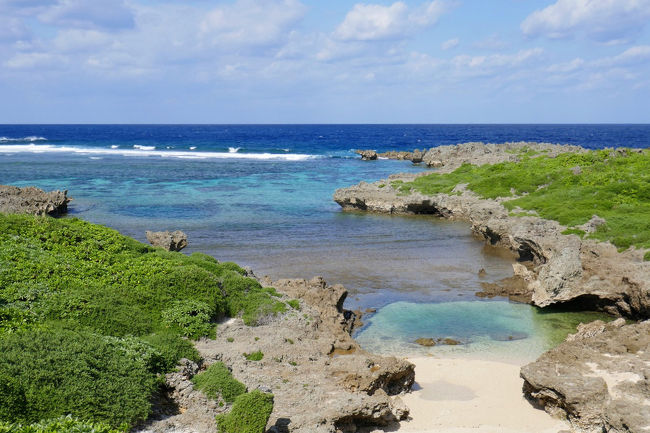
[2,124,648,360]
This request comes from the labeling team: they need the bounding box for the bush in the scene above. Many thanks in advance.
[0,415,125,433]
[141,332,201,373]
[215,390,274,433]
[0,328,157,427]
[192,362,247,403]
[287,299,300,310]
[161,300,216,340]
[244,351,264,361]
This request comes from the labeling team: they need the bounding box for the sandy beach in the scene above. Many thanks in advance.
[368,357,568,433]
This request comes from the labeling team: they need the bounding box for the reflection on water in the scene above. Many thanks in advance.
[355,300,614,362]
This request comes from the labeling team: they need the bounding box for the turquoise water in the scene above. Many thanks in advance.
[355,301,613,361]
[1,124,635,360]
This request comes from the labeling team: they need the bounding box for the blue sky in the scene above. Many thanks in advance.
[1,0,649,123]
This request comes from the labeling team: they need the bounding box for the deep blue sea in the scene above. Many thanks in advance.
[2,124,647,360]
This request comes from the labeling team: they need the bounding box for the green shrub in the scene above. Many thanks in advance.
[0,328,157,427]
[215,391,274,433]
[162,300,216,340]
[644,251,650,261]
[0,415,125,433]
[244,351,264,361]
[141,332,201,373]
[192,362,247,403]
[287,299,300,310]
[561,228,586,237]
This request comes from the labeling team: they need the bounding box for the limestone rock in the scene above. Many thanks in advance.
[0,185,70,216]
[146,230,188,251]
[333,143,650,318]
[415,338,436,347]
[355,150,378,160]
[521,320,650,433]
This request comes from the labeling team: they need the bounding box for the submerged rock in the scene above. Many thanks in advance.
[521,320,650,433]
[145,230,188,251]
[415,338,436,347]
[0,185,70,216]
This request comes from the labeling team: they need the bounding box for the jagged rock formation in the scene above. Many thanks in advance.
[0,185,70,216]
[140,277,414,433]
[334,144,649,319]
[521,319,650,433]
[145,230,188,251]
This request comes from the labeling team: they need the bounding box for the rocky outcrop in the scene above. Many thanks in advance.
[0,185,70,216]
[355,150,378,160]
[145,230,188,251]
[333,147,649,319]
[521,319,650,433]
[142,276,414,433]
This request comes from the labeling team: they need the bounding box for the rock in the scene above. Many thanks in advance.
[145,230,188,251]
[333,143,650,319]
[438,338,461,345]
[571,166,582,175]
[579,214,607,234]
[478,268,487,277]
[0,185,70,216]
[415,338,436,347]
[521,320,650,433]
[356,150,378,160]
[190,276,414,433]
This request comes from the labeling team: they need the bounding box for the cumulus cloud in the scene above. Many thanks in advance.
[334,0,453,41]
[521,0,650,43]
[200,0,306,48]
[0,17,30,42]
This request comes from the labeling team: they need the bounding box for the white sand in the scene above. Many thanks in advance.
[372,357,569,433]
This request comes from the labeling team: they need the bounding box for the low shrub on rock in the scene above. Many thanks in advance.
[215,390,274,433]
[192,362,247,403]
[0,415,125,433]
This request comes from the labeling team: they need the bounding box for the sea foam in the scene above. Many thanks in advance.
[0,144,316,161]
[0,136,47,142]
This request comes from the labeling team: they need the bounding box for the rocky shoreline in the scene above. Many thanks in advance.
[337,142,649,433]
[140,277,414,433]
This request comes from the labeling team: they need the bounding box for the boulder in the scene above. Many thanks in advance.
[355,150,378,160]
[145,230,188,251]
[521,320,650,433]
[0,185,70,216]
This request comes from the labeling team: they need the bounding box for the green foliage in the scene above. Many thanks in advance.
[192,362,247,404]
[161,300,216,339]
[215,391,274,433]
[0,415,125,433]
[0,215,288,428]
[226,337,234,342]
[399,150,650,250]
[644,251,650,261]
[140,332,201,373]
[287,299,300,310]
[244,350,264,361]
[0,328,157,427]
[561,228,586,237]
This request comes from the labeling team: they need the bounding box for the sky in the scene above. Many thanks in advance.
[1,0,649,123]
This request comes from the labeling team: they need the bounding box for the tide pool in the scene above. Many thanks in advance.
[355,300,614,362]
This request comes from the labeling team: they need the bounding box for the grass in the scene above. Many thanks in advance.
[215,390,274,433]
[397,149,650,251]
[244,351,264,361]
[0,214,288,428]
[192,362,247,404]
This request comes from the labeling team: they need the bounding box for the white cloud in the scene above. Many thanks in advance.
[593,45,650,67]
[441,38,459,50]
[334,0,453,41]
[4,52,64,69]
[200,0,307,48]
[0,17,30,42]
[521,0,650,43]
[38,0,135,30]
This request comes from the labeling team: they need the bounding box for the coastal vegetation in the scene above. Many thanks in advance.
[215,390,274,433]
[0,214,287,428]
[192,362,247,404]
[393,149,650,253]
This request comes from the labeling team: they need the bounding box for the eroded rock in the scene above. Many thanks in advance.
[521,320,650,433]
[146,230,188,251]
[0,185,70,216]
